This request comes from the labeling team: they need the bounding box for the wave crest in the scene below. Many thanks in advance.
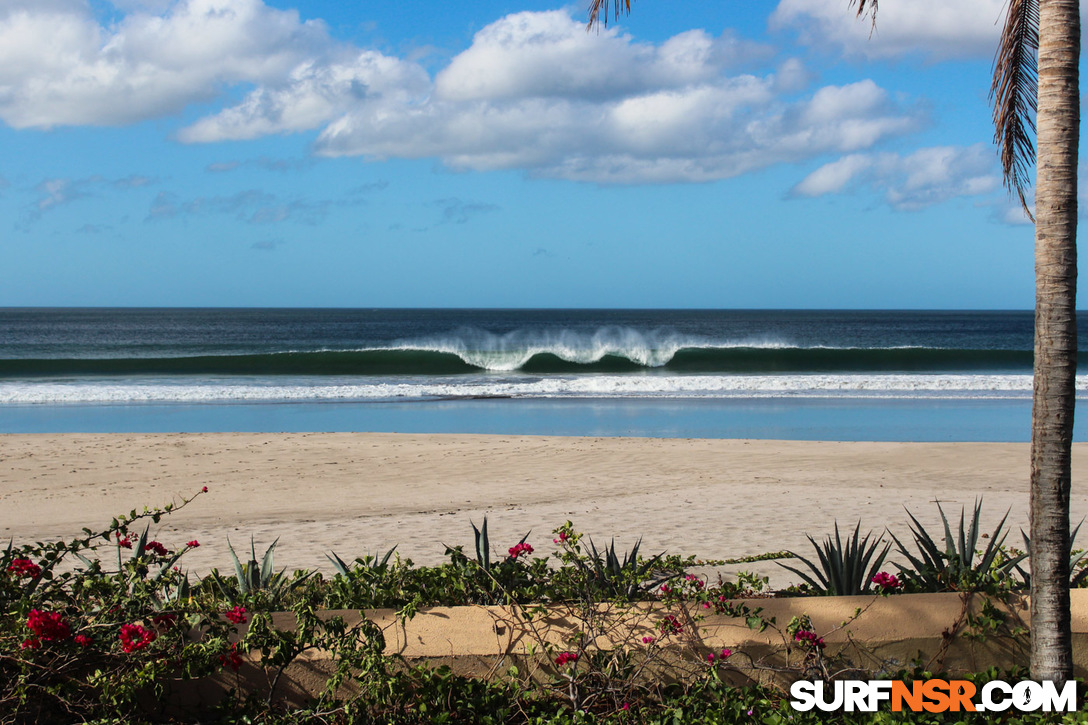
[391,326,757,371]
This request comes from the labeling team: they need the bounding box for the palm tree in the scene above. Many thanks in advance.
[588,0,1079,681]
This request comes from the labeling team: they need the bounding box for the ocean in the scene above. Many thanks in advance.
[1,308,1084,441]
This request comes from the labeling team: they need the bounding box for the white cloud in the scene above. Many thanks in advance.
[30,174,156,215]
[307,13,922,183]
[434,11,770,102]
[307,74,920,184]
[0,0,326,128]
[792,154,875,196]
[792,144,1002,210]
[1,4,925,184]
[178,50,429,142]
[145,184,373,225]
[107,0,175,12]
[771,0,1008,60]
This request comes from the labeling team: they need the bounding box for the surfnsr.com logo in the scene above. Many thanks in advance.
[789,679,1078,713]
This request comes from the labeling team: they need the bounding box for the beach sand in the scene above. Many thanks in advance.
[2,433,1086,585]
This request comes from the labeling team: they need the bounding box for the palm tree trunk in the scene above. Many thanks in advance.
[1030,0,1079,683]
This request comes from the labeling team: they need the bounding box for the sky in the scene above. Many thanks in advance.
[0,0,1072,309]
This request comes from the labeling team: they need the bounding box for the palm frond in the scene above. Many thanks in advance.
[990,0,1039,221]
[587,0,632,30]
[848,0,879,28]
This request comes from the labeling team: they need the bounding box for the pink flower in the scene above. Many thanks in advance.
[621,703,630,711]
[552,531,570,544]
[74,634,93,648]
[872,571,902,592]
[145,541,168,557]
[659,615,683,635]
[707,653,715,663]
[720,648,732,658]
[219,643,243,671]
[641,636,655,644]
[554,651,579,666]
[508,542,534,559]
[186,540,200,548]
[224,606,247,624]
[794,629,825,649]
[119,623,157,653]
[201,486,208,493]
[7,558,41,578]
[27,610,71,641]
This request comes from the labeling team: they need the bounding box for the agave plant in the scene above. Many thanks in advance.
[583,537,671,599]
[445,517,530,572]
[326,545,399,578]
[100,525,189,591]
[1015,520,1088,589]
[889,499,1025,592]
[777,522,890,596]
[207,537,313,605]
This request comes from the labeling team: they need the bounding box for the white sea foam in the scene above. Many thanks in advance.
[388,328,793,370]
[1,373,1081,405]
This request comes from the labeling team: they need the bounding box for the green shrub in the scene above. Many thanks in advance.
[4,495,1083,724]
[776,522,890,596]
[889,499,1025,593]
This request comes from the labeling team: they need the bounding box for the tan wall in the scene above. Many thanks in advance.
[161,590,1088,716]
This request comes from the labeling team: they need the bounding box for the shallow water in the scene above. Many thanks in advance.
[2,396,1080,442]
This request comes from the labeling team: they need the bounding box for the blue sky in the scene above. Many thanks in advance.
[0,0,1064,308]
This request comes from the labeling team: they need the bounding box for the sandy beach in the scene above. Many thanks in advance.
[2,433,1086,585]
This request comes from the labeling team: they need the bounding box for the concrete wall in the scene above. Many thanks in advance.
[159,590,1088,717]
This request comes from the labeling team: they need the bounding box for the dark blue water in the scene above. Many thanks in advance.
[0,308,1047,371]
[0,308,1081,440]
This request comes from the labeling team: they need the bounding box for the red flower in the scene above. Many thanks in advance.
[219,643,243,671]
[552,531,570,544]
[186,540,200,548]
[119,623,157,653]
[20,637,40,650]
[554,652,579,666]
[201,486,208,493]
[659,614,683,635]
[74,634,93,648]
[145,541,169,557]
[508,542,534,559]
[872,571,902,592]
[224,606,247,624]
[794,629,825,649]
[7,558,41,578]
[117,534,132,549]
[151,613,178,628]
[27,609,71,641]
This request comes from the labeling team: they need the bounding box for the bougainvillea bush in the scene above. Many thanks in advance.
[0,489,257,722]
[2,493,1085,724]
